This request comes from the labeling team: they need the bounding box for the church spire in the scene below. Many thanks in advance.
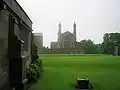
[57,21,62,48]
[73,21,76,41]
[58,21,61,35]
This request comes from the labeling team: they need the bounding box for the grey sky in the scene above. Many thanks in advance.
[17,0,119,47]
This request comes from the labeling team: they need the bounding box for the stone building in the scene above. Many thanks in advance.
[51,42,58,49]
[50,22,77,49]
[0,0,33,89]
[33,33,43,53]
[57,22,76,49]
[50,22,84,54]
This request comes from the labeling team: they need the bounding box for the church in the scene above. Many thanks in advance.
[57,22,76,49]
[51,22,84,52]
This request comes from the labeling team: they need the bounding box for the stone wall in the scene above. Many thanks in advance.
[61,34,75,49]
[0,0,32,89]
[3,0,32,28]
[0,9,9,89]
[20,25,31,65]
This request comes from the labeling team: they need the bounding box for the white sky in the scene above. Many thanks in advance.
[17,0,120,47]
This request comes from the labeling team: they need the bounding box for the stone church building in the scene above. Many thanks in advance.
[51,22,77,49]
[57,22,76,49]
[51,22,84,53]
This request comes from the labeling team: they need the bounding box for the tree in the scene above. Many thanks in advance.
[95,43,104,54]
[79,39,98,54]
[103,33,120,55]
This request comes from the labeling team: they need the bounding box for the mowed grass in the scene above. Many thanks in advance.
[29,54,120,90]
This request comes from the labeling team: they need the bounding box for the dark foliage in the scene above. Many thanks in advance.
[26,59,43,84]
[103,33,120,55]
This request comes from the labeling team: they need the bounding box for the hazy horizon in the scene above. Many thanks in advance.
[17,0,120,47]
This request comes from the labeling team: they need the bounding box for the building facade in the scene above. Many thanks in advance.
[52,22,77,49]
[0,0,33,89]
[50,22,84,54]
[33,33,43,53]
[51,42,57,49]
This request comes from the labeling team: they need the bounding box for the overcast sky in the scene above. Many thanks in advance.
[17,0,120,47]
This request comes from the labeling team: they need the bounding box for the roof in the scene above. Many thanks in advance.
[33,33,43,36]
[51,42,57,43]
[3,0,32,28]
[61,31,74,37]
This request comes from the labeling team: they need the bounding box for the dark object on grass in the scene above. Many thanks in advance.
[75,77,93,89]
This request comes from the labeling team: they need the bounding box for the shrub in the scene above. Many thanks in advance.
[26,59,43,84]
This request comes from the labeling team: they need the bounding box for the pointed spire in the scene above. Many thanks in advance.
[73,21,76,41]
[58,21,62,48]
[73,21,76,33]
[59,21,61,27]
[73,21,76,27]
[58,21,61,35]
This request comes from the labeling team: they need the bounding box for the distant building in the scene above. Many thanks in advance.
[51,42,57,49]
[50,22,84,53]
[33,33,43,53]
[57,22,76,49]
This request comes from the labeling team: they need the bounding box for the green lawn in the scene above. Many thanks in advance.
[29,54,120,90]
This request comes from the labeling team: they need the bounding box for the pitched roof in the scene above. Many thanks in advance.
[33,33,43,36]
[3,0,32,28]
[61,31,74,36]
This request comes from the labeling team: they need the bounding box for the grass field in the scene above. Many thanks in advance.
[29,54,120,90]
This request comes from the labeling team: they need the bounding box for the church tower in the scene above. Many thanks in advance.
[57,22,62,48]
[73,22,76,42]
[58,22,61,36]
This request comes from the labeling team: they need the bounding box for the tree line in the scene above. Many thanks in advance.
[78,33,120,55]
